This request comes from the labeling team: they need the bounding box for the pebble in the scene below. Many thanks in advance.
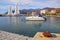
[0,30,32,40]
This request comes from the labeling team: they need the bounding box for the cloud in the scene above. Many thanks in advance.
[0,0,60,13]
[0,0,60,10]
[0,0,60,6]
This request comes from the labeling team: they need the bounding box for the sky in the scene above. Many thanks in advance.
[0,0,60,13]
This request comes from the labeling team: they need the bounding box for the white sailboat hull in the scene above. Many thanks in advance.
[26,16,45,21]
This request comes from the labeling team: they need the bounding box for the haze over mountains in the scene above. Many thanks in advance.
[5,7,60,14]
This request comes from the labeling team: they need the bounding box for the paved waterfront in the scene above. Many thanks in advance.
[0,30,32,40]
[32,32,60,40]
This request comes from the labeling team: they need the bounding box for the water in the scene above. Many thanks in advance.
[0,16,60,37]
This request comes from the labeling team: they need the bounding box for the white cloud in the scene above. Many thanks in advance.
[0,0,60,6]
[10,0,20,4]
[0,0,60,9]
[0,0,60,13]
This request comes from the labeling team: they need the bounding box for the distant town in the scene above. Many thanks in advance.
[0,4,60,16]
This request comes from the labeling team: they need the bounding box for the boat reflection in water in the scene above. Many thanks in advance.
[25,21,44,24]
[25,21,44,27]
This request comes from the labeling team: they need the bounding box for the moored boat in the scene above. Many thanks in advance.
[25,14,45,21]
[25,16,45,21]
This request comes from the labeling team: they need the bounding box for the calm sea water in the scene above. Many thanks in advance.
[0,16,60,37]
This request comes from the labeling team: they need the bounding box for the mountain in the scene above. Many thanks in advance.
[5,9,41,14]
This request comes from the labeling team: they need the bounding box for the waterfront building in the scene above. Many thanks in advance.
[14,4,20,16]
[40,10,46,14]
[31,12,37,16]
[49,10,56,14]
[40,9,48,15]
[7,3,20,16]
[7,7,13,16]
[40,8,56,15]
[54,8,60,13]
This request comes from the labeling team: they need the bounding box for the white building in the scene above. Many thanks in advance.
[7,3,20,16]
[40,10,47,14]
[50,10,56,13]
[14,4,20,16]
[7,7,13,16]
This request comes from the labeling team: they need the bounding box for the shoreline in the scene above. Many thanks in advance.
[0,30,60,40]
[0,30,32,40]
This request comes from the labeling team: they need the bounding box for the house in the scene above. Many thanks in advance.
[40,9,48,14]
[48,9,56,14]
[31,12,37,16]
[40,7,56,15]
[54,8,60,13]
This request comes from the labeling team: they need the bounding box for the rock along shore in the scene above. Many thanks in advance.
[0,30,32,40]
